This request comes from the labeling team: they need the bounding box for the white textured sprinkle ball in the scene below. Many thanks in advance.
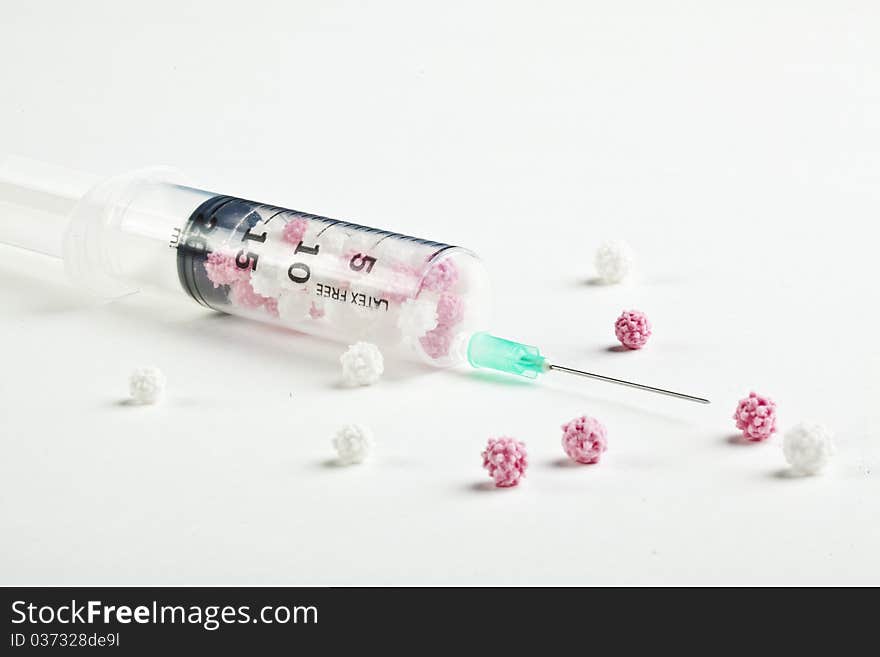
[783,421,834,475]
[249,259,286,298]
[129,367,166,404]
[340,342,384,386]
[332,424,374,464]
[594,240,635,284]
[396,298,438,340]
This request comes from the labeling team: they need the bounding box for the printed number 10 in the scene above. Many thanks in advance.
[288,242,320,284]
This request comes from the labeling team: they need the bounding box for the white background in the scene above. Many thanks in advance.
[1,1,878,585]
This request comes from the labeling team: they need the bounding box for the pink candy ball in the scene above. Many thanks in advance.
[282,218,308,246]
[436,293,464,327]
[614,309,652,349]
[481,437,528,488]
[419,326,453,359]
[420,259,459,293]
[733,391,777,442]
[204,251,250,288]
[263,296,279,318]
[561,415,608,464]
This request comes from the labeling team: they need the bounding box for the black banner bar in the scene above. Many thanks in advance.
[0,586,866,653]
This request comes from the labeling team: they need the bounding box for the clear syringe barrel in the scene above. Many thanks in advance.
[0,162,491,366]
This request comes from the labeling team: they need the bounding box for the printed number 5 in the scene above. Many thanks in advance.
[235,226,266,271]
[349,253,377,273]
[235,250,259,271]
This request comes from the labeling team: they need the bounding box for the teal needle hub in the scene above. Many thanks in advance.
[466,332,548,379]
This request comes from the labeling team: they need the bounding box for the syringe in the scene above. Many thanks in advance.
[0,157,708,404]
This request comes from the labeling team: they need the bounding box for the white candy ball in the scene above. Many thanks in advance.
[340,342,384,386]
[249,260,286,298]
[277,287,313,322]
[783,421,835,475]
[396,298,438,340]
[594,240,635,284]
[332,424,374,464]
[129,367,166,404]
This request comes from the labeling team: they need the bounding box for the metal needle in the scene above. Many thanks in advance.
[547,363,710,404]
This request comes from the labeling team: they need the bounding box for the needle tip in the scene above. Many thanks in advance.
[547,363,710,405]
